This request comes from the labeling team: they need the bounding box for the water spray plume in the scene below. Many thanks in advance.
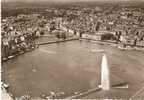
[99,53,110,90]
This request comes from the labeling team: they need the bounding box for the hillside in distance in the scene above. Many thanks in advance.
[1,1,144,18]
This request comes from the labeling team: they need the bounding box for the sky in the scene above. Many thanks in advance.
[1,0,144,2]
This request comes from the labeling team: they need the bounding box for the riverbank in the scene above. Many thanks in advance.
[80,38,144,52]
[2,35,144,63]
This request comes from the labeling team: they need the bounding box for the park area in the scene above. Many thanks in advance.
[2,39,144,99]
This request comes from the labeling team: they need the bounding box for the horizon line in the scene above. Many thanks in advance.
[2,0,144,3]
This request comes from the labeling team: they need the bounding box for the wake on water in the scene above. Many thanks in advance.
[90,49,104,53]
[39,49,57,54]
